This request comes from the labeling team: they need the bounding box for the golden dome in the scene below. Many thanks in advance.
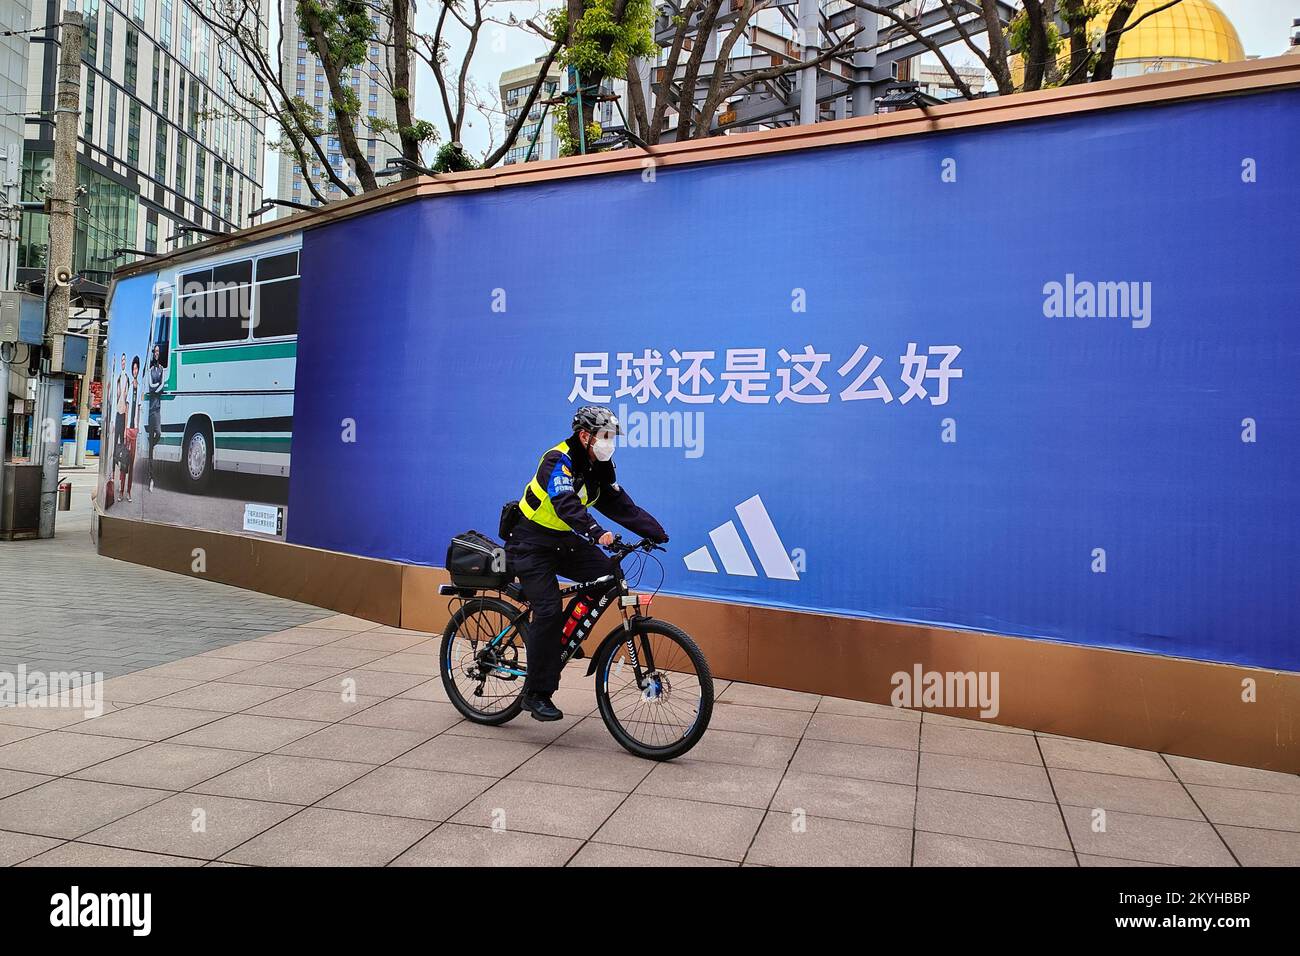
[1010,0,1246,88]
[1102,0,1245,66]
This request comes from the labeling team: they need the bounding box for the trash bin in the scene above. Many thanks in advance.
[58,480,72,511]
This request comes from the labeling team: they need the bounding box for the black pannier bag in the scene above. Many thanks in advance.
[447,530,512,589]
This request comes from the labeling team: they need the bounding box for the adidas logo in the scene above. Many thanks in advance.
[683,495,799,581]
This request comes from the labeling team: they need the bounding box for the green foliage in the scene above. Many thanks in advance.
[1008,7,1065,87]
[547,0,656,85]
[296,0,372,72]
[553,110,602,158]
[1058,0,1108,19]
[1009,9,1062,58]
[405,119,439,145]
[432,141,480,173]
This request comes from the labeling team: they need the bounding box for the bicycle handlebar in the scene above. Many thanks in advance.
[604,535,666,558]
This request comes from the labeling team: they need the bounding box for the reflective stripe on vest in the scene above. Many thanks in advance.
[518,441,600,532]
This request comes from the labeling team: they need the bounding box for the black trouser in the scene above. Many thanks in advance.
[507,521,616,698]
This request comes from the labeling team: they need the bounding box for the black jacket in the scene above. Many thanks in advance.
[525,434,666,544]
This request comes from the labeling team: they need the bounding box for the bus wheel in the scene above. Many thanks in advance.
[182,421,213,492]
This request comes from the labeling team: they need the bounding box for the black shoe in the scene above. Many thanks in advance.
[520,692,563,722]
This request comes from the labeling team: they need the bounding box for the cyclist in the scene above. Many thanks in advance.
[508,406,668,721]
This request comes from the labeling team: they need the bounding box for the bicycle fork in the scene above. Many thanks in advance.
[613,617,662,700]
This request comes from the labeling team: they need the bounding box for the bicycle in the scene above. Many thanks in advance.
[437,536,714,761]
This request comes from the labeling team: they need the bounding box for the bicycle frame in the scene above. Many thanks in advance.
[471,564,655,681]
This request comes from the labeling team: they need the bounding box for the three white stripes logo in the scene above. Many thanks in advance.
[683,495,799,581]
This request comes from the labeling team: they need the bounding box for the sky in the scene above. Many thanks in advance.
[265,0,1299,197]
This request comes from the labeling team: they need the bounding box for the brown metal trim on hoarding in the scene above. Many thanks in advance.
[113,54,1300,282]
[99,515,405,627]
[407,580,1299,773]
[399,569,1297,775]
[95,517,1299,772]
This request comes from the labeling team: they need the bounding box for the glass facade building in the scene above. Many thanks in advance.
[20,0,268,285]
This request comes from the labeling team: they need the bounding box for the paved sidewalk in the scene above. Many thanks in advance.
[0,469,332,680]
[1,613,1297,867]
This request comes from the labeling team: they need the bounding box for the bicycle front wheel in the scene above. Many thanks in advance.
[594,619,713,760]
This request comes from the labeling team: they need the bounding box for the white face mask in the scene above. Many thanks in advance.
[592,436,616,461]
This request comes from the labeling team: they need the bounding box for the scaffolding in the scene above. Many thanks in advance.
[643,0,1015,140]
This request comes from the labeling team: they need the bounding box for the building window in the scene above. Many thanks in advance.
[160,0,172,49]
[179,5,192,65]
[154,124,167,184]
[106,87,118,155]
[174,135,186,198]
[101,8,113,75]
[127,101,140,165]
[124,28,138,93]
[83,73,95,140]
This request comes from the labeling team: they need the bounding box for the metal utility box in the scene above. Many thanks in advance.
[50,332,89,374]
[0,462,42,540]
[0,292,45,345]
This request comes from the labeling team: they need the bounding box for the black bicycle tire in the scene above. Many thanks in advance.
[439,596,527,725]
[593,619,714,760]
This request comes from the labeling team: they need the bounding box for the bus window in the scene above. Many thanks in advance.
[255,252,298,282]
[178,262,251,345]
[149,308,171,367]
[254,279,299,338]
[253,252,300,339]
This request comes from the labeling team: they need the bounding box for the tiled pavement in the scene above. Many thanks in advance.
[2,474,1297,866]
[1,613,1297,867]
[0,470,333,680]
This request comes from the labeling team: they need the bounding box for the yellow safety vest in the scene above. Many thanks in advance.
[519,441,601,532]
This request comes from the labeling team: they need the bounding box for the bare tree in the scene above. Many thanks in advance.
[196,0,561,204]
[638,0,1189,147]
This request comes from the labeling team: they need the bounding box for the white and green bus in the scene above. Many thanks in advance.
[147,234,302,491]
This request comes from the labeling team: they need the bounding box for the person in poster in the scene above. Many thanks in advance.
[145,344,164,492]
[115,355,139,503]
[100,354,119,508]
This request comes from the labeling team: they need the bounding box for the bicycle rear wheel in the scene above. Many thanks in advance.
[440,596,527,724]
[594,619,713,760]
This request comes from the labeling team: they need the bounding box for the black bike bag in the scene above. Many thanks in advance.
[499,500,523,540]
[447,530,512,589]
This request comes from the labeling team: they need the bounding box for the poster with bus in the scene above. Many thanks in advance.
[96,233,302,541]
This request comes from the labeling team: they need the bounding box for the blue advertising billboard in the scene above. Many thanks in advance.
[104,87,1300,674]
